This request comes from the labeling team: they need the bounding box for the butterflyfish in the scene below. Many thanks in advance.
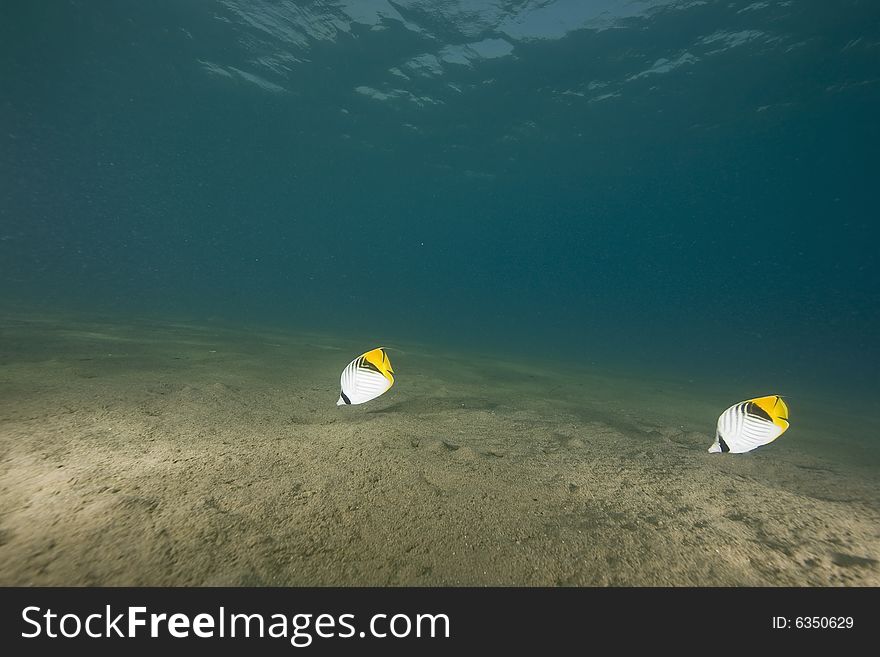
[337,347,394,406]
[708,395,789,454]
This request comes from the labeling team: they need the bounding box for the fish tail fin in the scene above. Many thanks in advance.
[750,394,789,429]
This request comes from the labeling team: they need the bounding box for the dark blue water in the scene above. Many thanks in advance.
[2,1,878,404]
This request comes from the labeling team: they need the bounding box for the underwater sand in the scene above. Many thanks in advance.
[0,314,878,586]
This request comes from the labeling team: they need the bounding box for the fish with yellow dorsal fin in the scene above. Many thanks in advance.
[708,395,789,454]
[337,347,394,406]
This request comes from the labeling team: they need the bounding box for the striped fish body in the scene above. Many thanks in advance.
[337,347,394,406]
[708,395,790,454]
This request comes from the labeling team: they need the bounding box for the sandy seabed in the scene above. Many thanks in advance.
[0,314,878,586]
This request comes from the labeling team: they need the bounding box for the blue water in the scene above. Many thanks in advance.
[2,0,878,403]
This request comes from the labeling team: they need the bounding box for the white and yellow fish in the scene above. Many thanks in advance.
[337,347,394,406]
[708,395,789,454]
